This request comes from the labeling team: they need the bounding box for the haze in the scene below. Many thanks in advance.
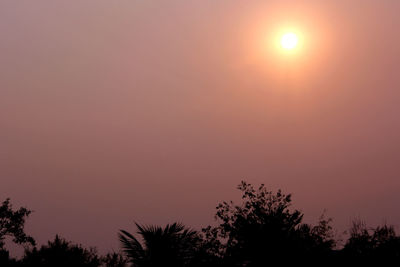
[1,0,400,253]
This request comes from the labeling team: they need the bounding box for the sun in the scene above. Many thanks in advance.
[281,32,298,50]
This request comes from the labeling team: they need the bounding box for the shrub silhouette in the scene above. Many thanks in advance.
[343,219,400,264]
[101,252,128,267]
[22,235,101,267]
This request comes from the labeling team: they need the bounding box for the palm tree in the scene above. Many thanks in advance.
[119,222,200,267]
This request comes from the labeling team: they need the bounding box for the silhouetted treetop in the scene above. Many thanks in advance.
[119,222,201,267]
[203,181,336,266]
[0,198,35,249]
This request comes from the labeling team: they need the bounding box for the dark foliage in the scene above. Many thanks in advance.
[21,235,101,267]
[0,199,35,267]
[119,222,201,267]
[201,181,336,266]
[101,252,128,267]
[2,182,400,266]
[0,198,35,249]
[342,219,400,264]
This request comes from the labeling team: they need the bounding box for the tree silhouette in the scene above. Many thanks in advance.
[119,222,200,267]
[4,182,400,266]
[0,198,35,266]
[0,198,35,249]
[202,181,336,266]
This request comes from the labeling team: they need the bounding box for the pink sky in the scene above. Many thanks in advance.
[1,0,400,253]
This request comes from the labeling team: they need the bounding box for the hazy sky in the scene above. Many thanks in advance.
[1,0,400,253]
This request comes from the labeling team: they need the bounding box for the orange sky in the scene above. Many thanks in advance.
[1,0,400,253]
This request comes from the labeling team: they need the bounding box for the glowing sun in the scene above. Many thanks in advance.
[281,32,298,50]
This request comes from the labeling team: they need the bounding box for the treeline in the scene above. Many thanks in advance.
[1,181,400,266]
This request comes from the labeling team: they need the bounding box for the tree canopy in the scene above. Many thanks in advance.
[202,181,336,266]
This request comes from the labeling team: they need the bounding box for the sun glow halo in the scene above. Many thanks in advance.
[281,32,298,50]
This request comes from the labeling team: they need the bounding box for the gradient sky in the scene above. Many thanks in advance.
[1,0,400,253]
